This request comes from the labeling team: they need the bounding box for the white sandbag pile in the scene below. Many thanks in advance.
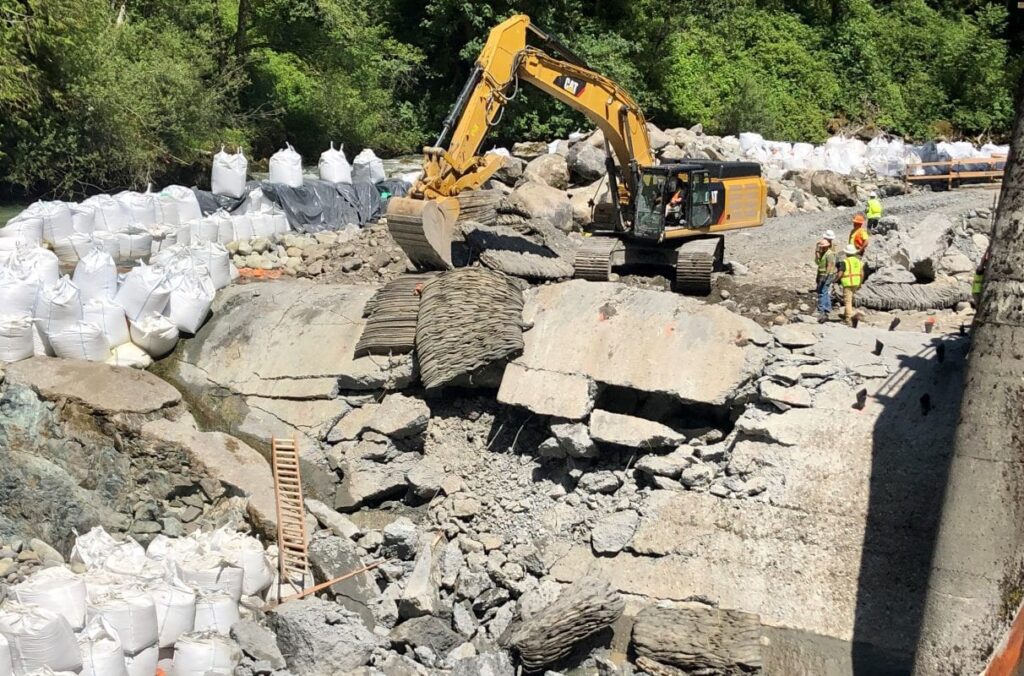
[12,568,88,631]
[353,147,386,184]
[184,209,287,246]
[269,143,304,187]
[171,631,240,676]
[212,147,248,199]
[319,142,352,183]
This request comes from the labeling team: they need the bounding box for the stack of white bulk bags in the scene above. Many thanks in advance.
[86,589,158,657]
[211,147,248,199]
[269,143,303,187]
[352,148,385,184]
[0,603,82,674]
[319,142,352,183]
[128,312,179,357]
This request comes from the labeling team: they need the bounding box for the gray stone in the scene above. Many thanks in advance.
[589,410,684,449]
[504,182,573,233]
[511,141,549,160]
[646,124,673,150]
[493,154,526,185]
[591,510,639,555]
[634,447,694,479]
[566,143,607,184]
[522,154,569,190]
[517,580,563,621]
[371,394,430,439]
[472,587,511,614]
[772,324,818,348]
[29,539,63,566]
[305,498,360,539]
[760,381,813,410]
[550,422,598,458]
[399,537,443,619]
[453,601,479,637]
[391,616,463,657]
[680,462,717,488]
[231,620,287,669]
[497,363,596,420]
[382,517,420,560]
[451,651,515,676]
[269,598,379,674]
[406,458,445,500]
[456,568,494,600]
[308,533,378,628]
[334,453,419,511]
[576,471,621,495]
[440,539,465,589]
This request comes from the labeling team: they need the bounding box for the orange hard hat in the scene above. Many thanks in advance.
[853,213,866,225]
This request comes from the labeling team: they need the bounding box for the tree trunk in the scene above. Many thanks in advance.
[235,0,251,59]
[913,73,1024,674]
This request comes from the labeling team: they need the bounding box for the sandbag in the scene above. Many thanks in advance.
[12,567,88,630]
[106,342,153,369]
[176,556,244,603]
[249,213,276,238]
[0,314,33,362]
[87,588,159,655]
[269,143,304,188]
[69,203,97,235]
[73,248,119,301]
[0,215,44,245]
[319,142,352,183]
[188,242,231,289]
[0,603,82,674]
[171,631,240,676]
[27,202,74,244]
[35,276,84,355]
[212,148,248,199]
[192,590,239,635]
[47,320,110,362]
[0,633,10,676]
[70,526,127,569]
[207,529,273,597]
[116,192,157,228]
[83,195,131,233]
[146,578,196,648]
[82,298,129,347]
[129,312,179,357]
[190,215,220,244]
[10,246,59,286]
[115,228,153,263]
[115,263,171,321]
[166,271,215,334]
[122,643,158,676]
[102,547,167,583]
[156,185,203,225]
[77,617,128,676]
[352,148,386,184]
[0,264,41,317]
[216,213,253,244]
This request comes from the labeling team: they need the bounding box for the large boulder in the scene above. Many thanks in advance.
[567,177,611,227]
[504,182,573,233]
[566,143,607,184]
[515,282,770,407]
[589,411,685,449]
[390,616,463,656]
[497,362,596,420]
[492,154,525,185]
[646,123,674,151]
[307,532,379,628]
[269,598,379,674]
[521,154,569,190]
[902,213,955,281]
[789,170,857,206]
[511,141,548,160]
[334,451,420,511]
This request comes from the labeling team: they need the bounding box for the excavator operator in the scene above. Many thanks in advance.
[666,181,687,226]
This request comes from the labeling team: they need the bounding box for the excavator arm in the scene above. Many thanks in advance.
[387,14,654,268]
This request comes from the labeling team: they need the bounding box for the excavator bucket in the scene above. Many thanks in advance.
[385,196,460,270]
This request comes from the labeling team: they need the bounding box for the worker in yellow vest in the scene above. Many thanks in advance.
[866,191,883,231]
[839,243,863,325]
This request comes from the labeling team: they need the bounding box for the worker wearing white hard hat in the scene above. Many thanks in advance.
[866,191,883,231]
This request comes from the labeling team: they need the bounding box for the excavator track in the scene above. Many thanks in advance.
[573,237,622,281]
[674,236,723,295]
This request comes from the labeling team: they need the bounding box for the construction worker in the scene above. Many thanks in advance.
[865,191,883,231]
[849,213,869,256]
[838,243,863,324]
[815,230,837,318]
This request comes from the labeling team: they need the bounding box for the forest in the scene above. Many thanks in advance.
[0,0,1020,197]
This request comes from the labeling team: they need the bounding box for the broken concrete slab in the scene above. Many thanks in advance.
[308,532,378,628]
[591,510,639,555]
[518,281,770,406]
[370,393,430,438]
[632,603,763,673]
[335,453,420,511]
[589,410,685,449]
[759,381,813,410]
[399,535,444,619]
[305,498,360,539]
[550,422,597,458]
[497,363,596,420]
[772,324,819,349]
[6,356,180,414]
[246,396,350,438]
[634,447,694,479]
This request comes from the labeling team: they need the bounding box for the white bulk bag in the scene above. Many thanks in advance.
[176,555,244,603]
[146,578,196,648]
[35,276,84,350]
[272,212,289,235]
[116,191,157,228]
[114,263,171,321]
[188,242,231,289]
[69,203,97,235]
[73,248,118,301]
[129,312,179,357]
[0,215,44,246]
[171,631,240,676]
[106,342,153,369]
[0,314,34,362]
[122,643,157,676]
[102,549,166,583]
[70,527,121,569]
[0,264,41,317]
[216,213,253,244]
[192,590,239,634]
[190,216,219,244]
[208,529,273,597]
[81,299,128,348]
[148,225,178,256]
[50,238,82,266]
[83,195,131,233]
[115,228,153,263]
[33,202,74,243]
[269,143,303,187]
[86,589,159,656]
[249,213,276,238]
[166,271,215,334]
[47,320,110,362]
[352,148,385,184]
[0,633,10,676]
[77,617,128,676]
[82,571,136,605]
[11,246,59,286]
[157,185,202,225]
[319,142,352,183]
[0,603,82,674]
[212,147,248,199]
[12,567,87,630]
[173,221,192,247]
[238,187,273,214]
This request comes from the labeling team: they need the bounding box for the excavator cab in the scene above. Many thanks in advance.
[632,167,713,240]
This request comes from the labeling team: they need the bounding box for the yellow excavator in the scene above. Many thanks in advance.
[386,14,766,294]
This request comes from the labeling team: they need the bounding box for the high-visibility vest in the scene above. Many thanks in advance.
[973,271,984,295]
[850,228,869,251]
[816,249,835,275]
[866,198,882,220]
[841,255,863,288]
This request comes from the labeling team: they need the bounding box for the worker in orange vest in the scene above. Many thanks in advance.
[849,213,869,256]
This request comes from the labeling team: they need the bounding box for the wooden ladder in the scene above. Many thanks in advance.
[271,437,309,598]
